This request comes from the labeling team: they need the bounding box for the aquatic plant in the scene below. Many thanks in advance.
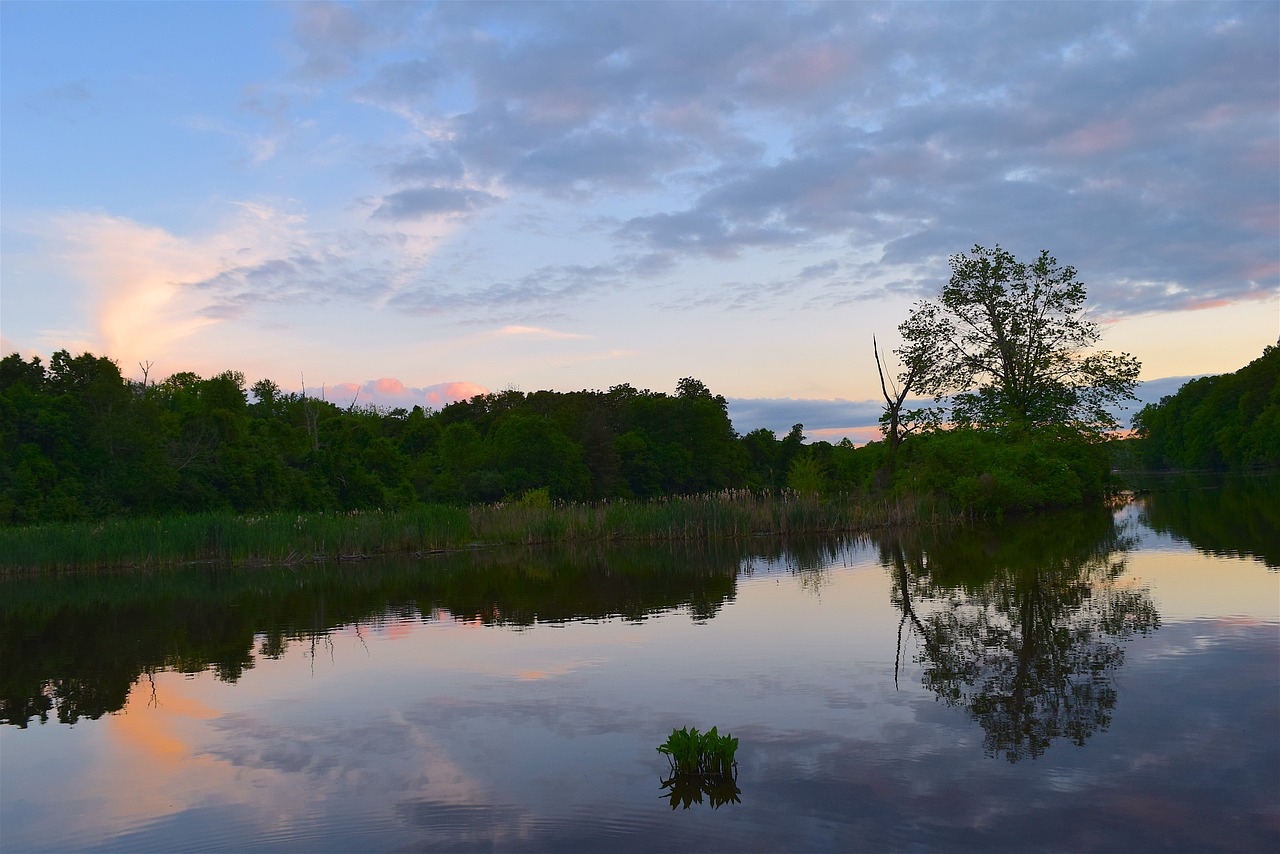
[657,725,738,776]
[657,725,741,809]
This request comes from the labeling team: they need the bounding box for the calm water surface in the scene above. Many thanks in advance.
[2,478,1277,852]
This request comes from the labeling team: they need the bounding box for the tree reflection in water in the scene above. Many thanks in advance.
[0,540,749,728]
[1135,471,1280,569]
[879,508,1160,762]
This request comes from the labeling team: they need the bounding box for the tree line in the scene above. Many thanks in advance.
[0,347,1130,526]
[1131,344,1279,470]
[0,354,876,524]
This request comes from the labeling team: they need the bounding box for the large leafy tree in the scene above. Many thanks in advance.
[897,245,1141,433]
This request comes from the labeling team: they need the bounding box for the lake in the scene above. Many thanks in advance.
[2,475,1277,852]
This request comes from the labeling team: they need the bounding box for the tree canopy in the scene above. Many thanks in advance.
[0,351,884,523]
[894,245,1141,434]
[1132,345,1279,470]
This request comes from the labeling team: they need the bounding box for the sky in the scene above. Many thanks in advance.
[2,1,1277,442]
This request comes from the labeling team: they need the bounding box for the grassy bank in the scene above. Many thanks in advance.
[0,490,948,573]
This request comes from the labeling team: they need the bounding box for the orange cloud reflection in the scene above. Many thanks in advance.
[111,677,221,761]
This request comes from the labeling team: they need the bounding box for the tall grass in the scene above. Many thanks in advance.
[0,490,953,573]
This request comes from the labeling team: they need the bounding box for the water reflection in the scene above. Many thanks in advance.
[660,771,742,810]
[1133,471,1280,569]
[2,497,1275,853]
[0,540,749,729]
[878,508,1161,761]
[3,520,1166,765]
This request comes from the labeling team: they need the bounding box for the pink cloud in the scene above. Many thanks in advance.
[330,382,361,398]
[1183,298,1232,311]
[805,425,884,446]
[303,378,489,411]
[1054,118,1134,156]
[746,42,855,95]
[425,381,488,407]
[1182,287,1277,312]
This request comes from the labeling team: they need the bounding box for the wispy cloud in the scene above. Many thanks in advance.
[490,325,591,341]
[373,186,501,221]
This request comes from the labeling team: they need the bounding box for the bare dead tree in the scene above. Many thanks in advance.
[301,373,320,452]
[874,335,921,459]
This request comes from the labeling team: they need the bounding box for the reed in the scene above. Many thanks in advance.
[0,490,952,573]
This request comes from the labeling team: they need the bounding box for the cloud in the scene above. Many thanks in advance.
[316,378,489,411]
[333,0,1277,316]
[176,205,460,318]
[726,397,888,440]
[384,148,466,185]
[387,262,627,316]
[291,0,418,80]
[184,115,283,165]
[724,374,1211,442]
[5,0,1275,387]
[504,126,699,195]
[799,260,840,280]
[31,213,228,369]
[372,186,501,220]
[490,325,591,341]
[9,197,464,372]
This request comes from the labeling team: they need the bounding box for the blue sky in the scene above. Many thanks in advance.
[2,1,1277,441]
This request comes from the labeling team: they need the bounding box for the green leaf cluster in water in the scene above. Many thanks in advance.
[657,725,741,809]
[657,725,738,776]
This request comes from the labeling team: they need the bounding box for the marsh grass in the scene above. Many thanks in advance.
[0,490,951,573]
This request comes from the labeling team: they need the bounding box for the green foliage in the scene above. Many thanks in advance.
[515,486,553,509]
[1,346,1136,543]
[0,358,755,522]
[785,452,827,495]
[657,725,741,809]
[886,427,1110,515]
[657,725,739,776]
[896,245,1141,434]
[0,491,949,572]
[1132,345,1280,470]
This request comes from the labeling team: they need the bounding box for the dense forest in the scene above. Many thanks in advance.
[1,350,1116,525]
[0,350,852,524]
[1131,345,1279,470]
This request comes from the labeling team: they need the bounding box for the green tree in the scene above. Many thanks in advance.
[489,412,591,500]
[1133,345,1279,469]
[785,452,826,495]
[897,245,1141,433]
